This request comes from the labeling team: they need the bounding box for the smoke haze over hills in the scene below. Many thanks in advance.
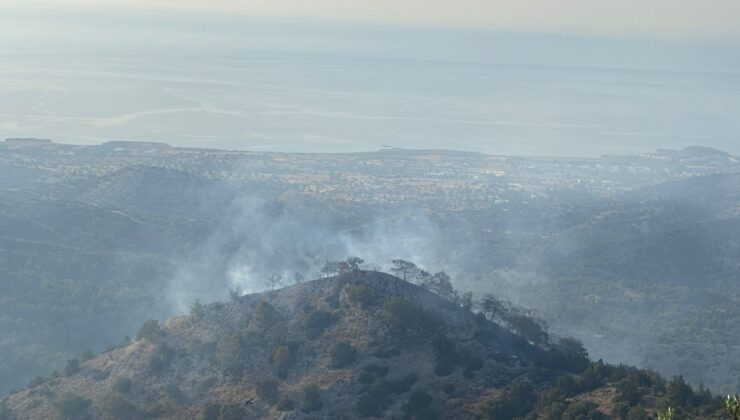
[1,3,739,417]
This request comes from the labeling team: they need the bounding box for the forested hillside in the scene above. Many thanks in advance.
[0,139,738,396]
[2,271,735,420]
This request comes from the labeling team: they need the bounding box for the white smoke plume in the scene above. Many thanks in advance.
[165,194,446,313]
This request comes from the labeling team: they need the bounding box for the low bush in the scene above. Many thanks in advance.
[330,341,358,368]
[216,333,246,376]
[256,379,280,405]
[626,405,649,420]
[562,401,604,420]
[432,335,461,376]
[355,386,391,418]
[363,364,389,378]
[305,309,338,339]
[136,320,163,341]
[384,373,417,395]
[148,344,175,374]
[251,301,281,331]
[112,377,133,395]
[272,345,295,378]
[358,372,374,385]
[403,390,435,419]
[200,402,221,420]
[301,384,323,413]
[0,401,12,420]
[480,380,536,419]
[54,393,91,419]
[63,359,80,377]
[346,283,375,307]
[382,297,427,334]
[276,396,294,412]
[101,392,138,420]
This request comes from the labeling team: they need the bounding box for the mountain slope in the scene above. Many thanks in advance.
[1,272,729,420]
[72,166,235,220]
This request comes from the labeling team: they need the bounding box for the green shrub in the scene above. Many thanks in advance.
[164,384,184,402]
[54,393,91,419]
[200,402,221,420]
[432,335,460,376]
[384,373,417,394]
[194,377,218,396]
[727,395,740,420]
[358,372,374,385]
[615,377,642,406]
[462,352,484,371]
[216,333,244,376]
[553,337,590,372]
[305,309,338,339]
[613,401,630,419]
[325,292,341,309]
[148,344,175,374]
[382,297,424,333]
[356,393,379,417]
[136,320,163,341]
[215,404,246,420]
[272,345,294,378]
[252,301,281,330]
[355,386,390,418]
[555,375,579,397]
[112,377,133,395]
[256,379,280,405]
[363,364,389,378]
[27,376,45,388]
[276,396,294,412]
[346,283,375,307]
[190,300,206,318]
[403,390,434,418]
[301,384,323,413]
[80,351,95,362]
[481,380,536,419]
[579,361,610,392]
[63,359,80,376]
[543,401,568,419]
[562,401,604,420]
[101,393,138,420]
[626,405,649,420]
[330,341,358,368]
[187,338,214,360]
[664,376,694,409]
[0,402,11,420]
[200,402,245,420]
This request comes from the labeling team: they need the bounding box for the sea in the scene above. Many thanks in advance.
[1,6,739,156]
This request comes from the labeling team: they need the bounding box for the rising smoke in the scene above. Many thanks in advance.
[165,194,448,313]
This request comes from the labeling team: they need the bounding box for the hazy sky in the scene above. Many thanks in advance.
[11,0,740,42]
[2,1,739,156]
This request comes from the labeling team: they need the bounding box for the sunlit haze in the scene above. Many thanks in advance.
[2,0,740,415]
[1,0,739,156]
[9,0,740,40]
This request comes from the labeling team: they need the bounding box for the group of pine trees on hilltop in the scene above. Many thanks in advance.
[320,257,740,420]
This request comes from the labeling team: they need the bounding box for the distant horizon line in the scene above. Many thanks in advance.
[4,137,733,160]
[6,2,740,46]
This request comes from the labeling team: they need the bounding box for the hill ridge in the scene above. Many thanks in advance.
[1,271,733,420]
